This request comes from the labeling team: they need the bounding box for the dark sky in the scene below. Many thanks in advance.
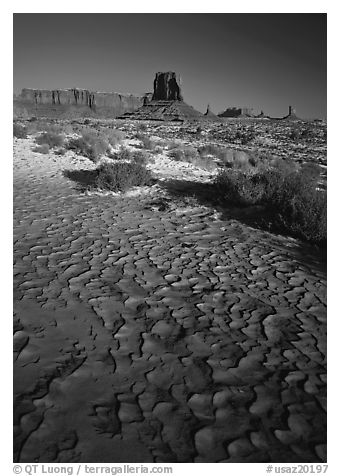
[13,13,327,118]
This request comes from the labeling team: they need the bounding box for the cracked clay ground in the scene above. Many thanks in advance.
[13,139,326,463]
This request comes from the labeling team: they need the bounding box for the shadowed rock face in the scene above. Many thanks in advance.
[152,72,183,101]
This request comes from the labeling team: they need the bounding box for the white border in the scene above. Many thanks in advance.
[3,3,337,475]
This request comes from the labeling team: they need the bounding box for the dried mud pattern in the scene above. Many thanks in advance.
[13,141,326,463]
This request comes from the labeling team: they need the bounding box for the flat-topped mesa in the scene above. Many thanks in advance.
[15,88,146,118]
[152,72,183,101]
[218,106,255,118]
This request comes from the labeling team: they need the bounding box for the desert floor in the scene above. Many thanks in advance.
[13,136,326,463]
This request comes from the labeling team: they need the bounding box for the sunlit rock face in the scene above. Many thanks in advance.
[15,88,145,118]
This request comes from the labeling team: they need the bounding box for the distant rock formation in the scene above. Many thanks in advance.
[120,71,207,122]
[14,88,146,119]
[256,110,269,119]
[282,105,300,121]
[152,72,183,101]
[204,104,213,116]
[218,106,255,118]
[143,93,153,105]
[204,104,222,121]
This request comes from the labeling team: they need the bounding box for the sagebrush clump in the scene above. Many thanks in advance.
[13,123,27,139]
[35,132,65,148]
[26,120,74,136]
[214,165,326,244]
[112,147,133,161]
[95,162,152,192]
[104,129,125,147]
[136,133,156,150]
[67,132,109,162]
[169,146,198,162]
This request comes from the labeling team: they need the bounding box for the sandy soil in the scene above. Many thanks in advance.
[13,137,326,463]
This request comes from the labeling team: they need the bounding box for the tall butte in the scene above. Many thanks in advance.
[152,72,183,101]
[120,71,210,122]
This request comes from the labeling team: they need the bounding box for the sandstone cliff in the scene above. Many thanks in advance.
[152,72,183,101]
[14,88,146,118]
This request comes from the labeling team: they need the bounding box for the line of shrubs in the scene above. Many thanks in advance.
[214,164,326,244]
[14,120,126,161]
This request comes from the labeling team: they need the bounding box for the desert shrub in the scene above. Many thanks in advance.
[13,123,27,139]
[169,148,185,161]
[108,148,149,165]
[111,147,133,161]
[132,150,148,165]
[26,120,75,136]
[199,144,244,167]
[269,171,326,242]
[247,149,280,169]
[214,166,326,243]
[26,120,55,135]
[32,144,50,154]
[214,169,270,205]
[136,133,155,150]
[137,122,147,132]
[168,145,216,170]
[169,146,198,162]
[229,150,252,170]
[299,162,322,180]
[167,140,181,150]
[95,162,152,192]
[198,144,222,156]
[104,129,125,147]
[67,132,109,162]
[151,145,163,155]
[35,132,64,148]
